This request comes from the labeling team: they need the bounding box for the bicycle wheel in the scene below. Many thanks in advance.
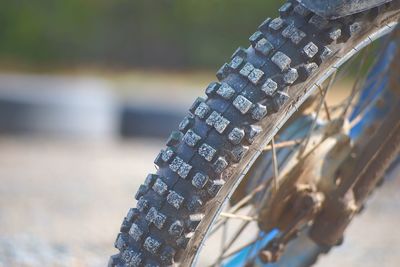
[109,1,400,266]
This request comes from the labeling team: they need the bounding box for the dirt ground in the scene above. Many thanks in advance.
[0,137,398,267]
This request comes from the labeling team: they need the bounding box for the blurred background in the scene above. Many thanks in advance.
[0,1,399,266]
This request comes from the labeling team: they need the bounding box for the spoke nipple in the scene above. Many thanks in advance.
[259,250,273,263]
[259,242,284,263]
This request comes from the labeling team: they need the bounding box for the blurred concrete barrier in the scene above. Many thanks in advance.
[0,74,118,140]
[120,104,184,138]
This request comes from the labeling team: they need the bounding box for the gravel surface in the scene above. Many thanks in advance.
[0,137,398,267]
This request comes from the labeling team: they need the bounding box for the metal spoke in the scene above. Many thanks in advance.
[217,213,256,265]
[345,39,393,121]
[221,220,251,256]
[298,72,337,158]
[271,138,279,194]
[328,102,347,113]
[216,236,262,262]
[340,47,370,118]
[252,139,282,222]
[348,65,389,128]
[339,40,392,123]
[220,212,257,222]
[264,139,302,151]
[317,85,332,121]
[333,38,383,89]
[349,113,364,128]
[226,180,269,215]
[210,178,272,236]
[215,220,229,266]
[326,42,385,121]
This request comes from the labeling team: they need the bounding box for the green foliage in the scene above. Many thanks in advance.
[0,0,283,69]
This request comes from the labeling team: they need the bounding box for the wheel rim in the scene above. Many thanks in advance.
[185,21,398,267]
